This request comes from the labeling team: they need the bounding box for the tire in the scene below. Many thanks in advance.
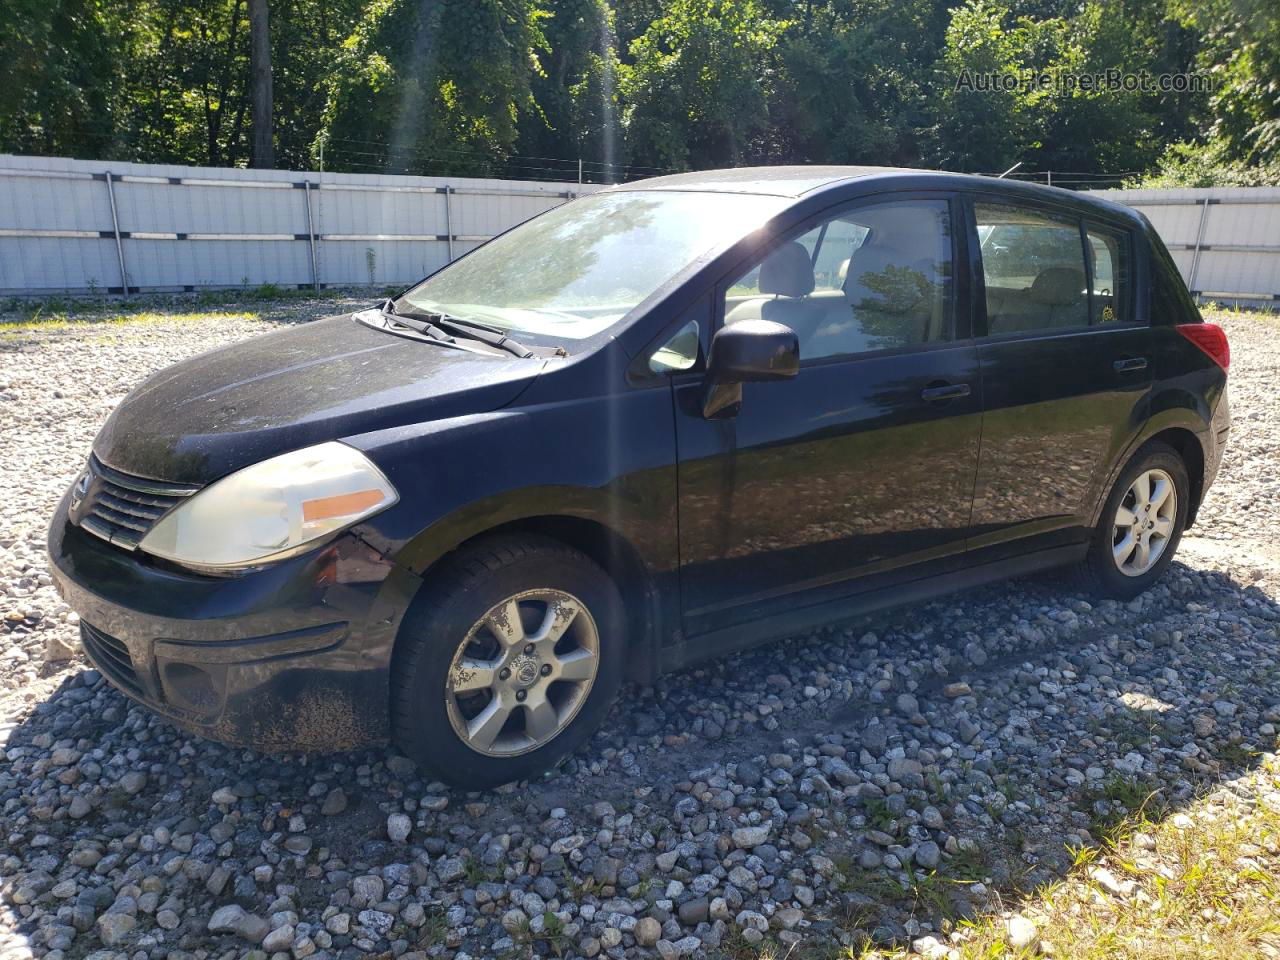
[391,534,625,788]
[1076,442,1190,600]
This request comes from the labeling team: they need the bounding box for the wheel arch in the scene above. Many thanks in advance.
[1146,427,1206,527]
[1091,418,1208,530]
[390,510,669,686]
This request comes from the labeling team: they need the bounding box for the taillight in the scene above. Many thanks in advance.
[1178,322,1230,370]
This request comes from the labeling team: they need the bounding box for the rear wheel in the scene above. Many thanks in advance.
[1077,442,1190,600]
[391,535,624,788]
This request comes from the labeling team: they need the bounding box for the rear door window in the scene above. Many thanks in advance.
[976,203,1088,334]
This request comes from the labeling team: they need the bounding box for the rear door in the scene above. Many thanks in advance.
[672,193,984,636]
[966,195,1152,554]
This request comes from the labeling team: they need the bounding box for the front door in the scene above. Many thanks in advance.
[673,195,983,637]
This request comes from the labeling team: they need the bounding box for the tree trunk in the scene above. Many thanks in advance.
[248,0,274,168]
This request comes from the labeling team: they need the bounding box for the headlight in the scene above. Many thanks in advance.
[138,441,397,570]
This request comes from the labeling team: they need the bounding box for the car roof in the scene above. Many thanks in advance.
[605,165,1143,226]
[604,165,918,197]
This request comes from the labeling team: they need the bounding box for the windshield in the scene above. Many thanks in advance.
[398,190,787,341]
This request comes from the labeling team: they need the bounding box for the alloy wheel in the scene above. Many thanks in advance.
[444,589,600,757]
[1112,468,1177,577]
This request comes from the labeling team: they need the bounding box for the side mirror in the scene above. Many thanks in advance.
[708,319,799,382]
[702,319,799,418]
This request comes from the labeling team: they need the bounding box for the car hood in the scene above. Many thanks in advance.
[92,314,543,485]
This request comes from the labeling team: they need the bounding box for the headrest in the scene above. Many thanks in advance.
[759,241,814,298]
[845,237,916,281]
[1029,267,1085,306]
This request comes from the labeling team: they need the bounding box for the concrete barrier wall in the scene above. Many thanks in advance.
[2,155,1275,306]
[0,155,602,295]
[1093,186,1280,306]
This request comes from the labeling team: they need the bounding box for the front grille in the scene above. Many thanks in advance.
[81,621,144,697]
[76,456,199,551]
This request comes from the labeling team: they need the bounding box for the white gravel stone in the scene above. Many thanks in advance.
[1007,915,1039,950]
[731,825,771,848]
[386,812,411,842]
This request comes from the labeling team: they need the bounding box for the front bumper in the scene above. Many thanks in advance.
[47,492,420,751]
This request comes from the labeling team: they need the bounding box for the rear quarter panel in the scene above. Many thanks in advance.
[1086,324,1228,527]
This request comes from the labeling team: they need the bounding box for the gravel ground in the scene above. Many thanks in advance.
[1,302,1278,960]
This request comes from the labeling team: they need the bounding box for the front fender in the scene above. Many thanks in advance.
[344,390,680,593]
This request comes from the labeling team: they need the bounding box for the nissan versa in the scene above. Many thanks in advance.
[48,167,1231,787]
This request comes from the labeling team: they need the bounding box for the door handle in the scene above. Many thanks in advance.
[1113,357,1148,372]
[920,382,971,402]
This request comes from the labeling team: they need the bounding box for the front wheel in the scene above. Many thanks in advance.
[1078,442,1190,600]
[391,535,624,788]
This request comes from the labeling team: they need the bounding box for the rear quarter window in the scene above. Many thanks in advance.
[1084,225,1134,325]
[1147,227,1202,325]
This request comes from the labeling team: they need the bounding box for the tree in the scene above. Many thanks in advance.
[517,0,622,177]
[620,0,787,170]
[926,0,1040,172]
[1169,0,1280,165]
[1125,140,1280,187]
[316,0,544,175]
[0,0,1275,186]
[769,0,950,166]
[249,0,274,167]
[0,0,134,158]
[137,0,253,166]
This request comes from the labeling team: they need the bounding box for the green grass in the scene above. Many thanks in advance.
[462,854,497,885]
[1202,303,1278,321]
[847,761,1280,960]
[413,906,448,951]
[0,308,263,333]
[502,910,571,958]
[862,795,900,834]
[1085,775,1168,846]
[1,283,397,323]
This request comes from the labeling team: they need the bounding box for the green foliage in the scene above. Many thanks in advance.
[926,0,1038,172]
[519,0,621,171]
[0,0,1274,184]
[1021,0,1175,175]
[1169,0,1280,165]
[317,0,542,174]
[1126,140,1280,187]
[0,0,366,167]
[771,0,948,166]
[0,0,135,157]
[619,0,786,169]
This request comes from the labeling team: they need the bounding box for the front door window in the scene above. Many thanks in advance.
[723,199,954,362]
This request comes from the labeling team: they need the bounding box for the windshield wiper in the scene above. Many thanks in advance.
[432,316,535,359]
[390,299,536,359]
[378,299,457,344]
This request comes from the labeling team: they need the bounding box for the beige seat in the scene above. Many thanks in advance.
[725,241,828,343]
[986,266,1087,333]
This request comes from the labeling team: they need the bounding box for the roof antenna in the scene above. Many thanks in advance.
[997,161,1024,179]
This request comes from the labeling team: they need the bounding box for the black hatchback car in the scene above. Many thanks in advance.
[49,166,1231,787]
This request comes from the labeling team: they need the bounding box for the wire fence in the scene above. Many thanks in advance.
[310,137,681,185]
